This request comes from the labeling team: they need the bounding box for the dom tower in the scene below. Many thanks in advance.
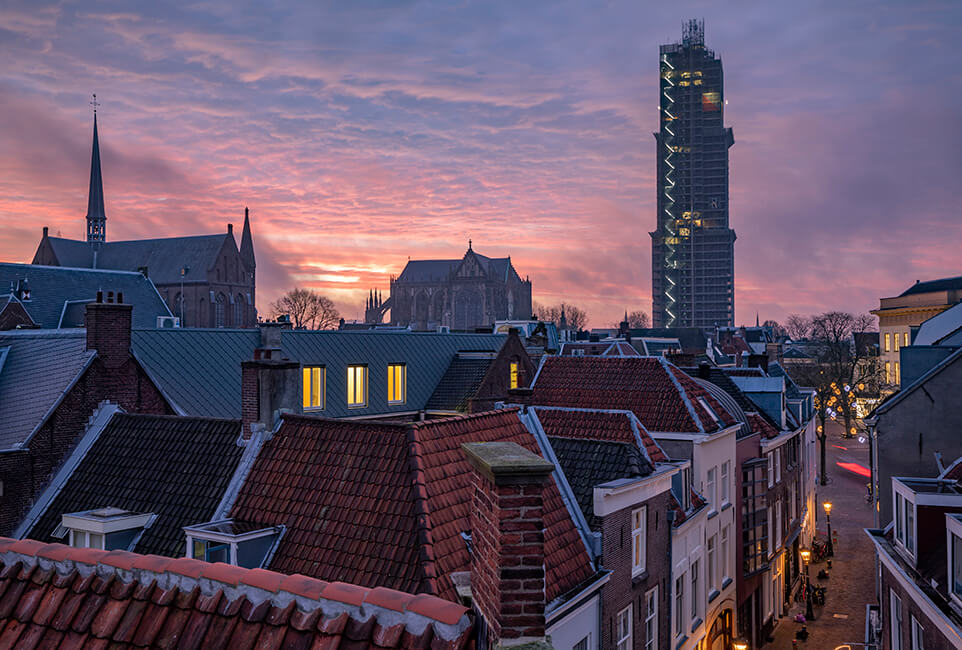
[651,20,735,328]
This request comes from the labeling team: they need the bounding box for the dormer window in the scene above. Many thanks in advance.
[509,361,519,389]
[894,489,916,558]
[62,507,155,551]
[184,519,284,569]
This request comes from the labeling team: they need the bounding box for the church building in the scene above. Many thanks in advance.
[31,105,257,328]
[366,242,532,331]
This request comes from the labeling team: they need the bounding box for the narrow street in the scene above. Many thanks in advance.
[770,421,877,649]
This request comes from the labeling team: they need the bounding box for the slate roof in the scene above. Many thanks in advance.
[396,250,517,284]
[0,537,473,649]
[26,413,245,558]
[914,301,962,346]
[899,275,962,297]
[0,263,171,329]
[45,234,233,286]
[547,436,649,530]
[229,409,596,605]
[628,327,708,352]
[530,356,736,433]
[424,355,493,411]
[130,329,505,418]
[559,341,641,357]
[0,331,95,451]
[767,362,804,400]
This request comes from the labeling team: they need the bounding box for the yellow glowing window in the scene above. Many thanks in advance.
[893,333,900,352]
[679,228,690,236]
[302,366,325,410]
[886,361,892,383]
[678,80,690,86]
[693,79,703,85]
[387,363,406,404]
[895,362,900,385]
[347,365,367,407]
[510,362,519,389]
[884,333,890,352]
[903,332,909,347]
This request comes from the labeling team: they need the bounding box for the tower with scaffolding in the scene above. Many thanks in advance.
[651,19,736,328]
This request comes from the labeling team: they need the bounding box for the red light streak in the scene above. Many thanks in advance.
[836,461,870,477]
[832,444,848,450]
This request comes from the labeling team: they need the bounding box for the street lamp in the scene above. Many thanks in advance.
[800,547,814,621]
[733,639,749,650]
[823,501,834,557]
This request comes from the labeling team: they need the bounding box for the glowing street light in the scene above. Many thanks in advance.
[800,547,815,620]
[733,639,749,650]
[824,502,834,556]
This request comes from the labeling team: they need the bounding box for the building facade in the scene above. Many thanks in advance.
[871,275,962,388]
[651,20,736,329]
[31,110,257,328]
[366,243,532,331]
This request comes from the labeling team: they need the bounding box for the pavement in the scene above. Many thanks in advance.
[768,421,876,649]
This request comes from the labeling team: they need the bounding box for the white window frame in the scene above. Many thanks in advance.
[893,484,917,560]
[706,466,717,510]
[720,461,730,505]
[674,573,685,636]
[775,451,781,483]
[910,615,923,650]
[302,365,326,411]
[615,604,632,650]
[707,534,717,591]
[950,528,962,604]
[890,589,903,650]
[387,363,406,404]
[644,587,658,650]
[690,558,699,622]
[721,524,730,581]
[775,500,783,550]
[347,364,368,407]
[68,529,105,550]
[632,506,647,576]
[767,453,774,488]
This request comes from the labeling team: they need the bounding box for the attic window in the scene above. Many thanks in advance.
[62,507,155,551]
[510,361,519,389]
[184,519,284,569]
[303,366,325,410]
[697,397,722,428]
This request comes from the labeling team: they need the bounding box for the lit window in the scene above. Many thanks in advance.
[347,365,368,407]
[884,333,891,352]
[904,332,909,347]
[644,588,658,650]
[886,361,892,384]
[302,366,325,410]
[616,605,632,650]
[510,361,519,389]
[896,362,901,385]
[632,507,647,576]
[387,363,406,404]
[894,333,900,352]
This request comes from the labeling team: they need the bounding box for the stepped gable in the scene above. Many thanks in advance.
[0,537,472,649]
[530,356,735,433]
[228,409,596,605]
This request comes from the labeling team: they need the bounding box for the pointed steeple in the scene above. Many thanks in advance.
[240,206,256,272]
[756,312,760,327]
[85,95,107,243]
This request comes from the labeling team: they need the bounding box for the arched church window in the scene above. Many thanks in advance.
[234,294,244,327]
[215,293,226,328]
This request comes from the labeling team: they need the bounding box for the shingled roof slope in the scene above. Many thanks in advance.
[0,330,95,451]
[27,413,245,557]
[0,537,472,649]
[898,275,962,297]
[531,407,668,463]
[229,410,596,605]
[530,356,735,433]
[424,356,493,411]
[547,436,650,530]
[0,263,172,329]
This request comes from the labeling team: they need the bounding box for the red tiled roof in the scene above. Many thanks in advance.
[531,356,735,433]
[747,412,780,439]
[0,537,472,649]
[229,410,595,606]
[532,407,669,464]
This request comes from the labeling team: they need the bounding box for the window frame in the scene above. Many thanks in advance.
[644,587,658,650]
[707,534,717,591]
[509,360,520,390]
[302,365,326,411]
[720,461,730,505]
[890,589,903,650]
[706,466,717,510]
[910,615,923,650]
[690,558,699,622]
[767,453,774,488]
[674,574,685,636]
[631,506,647,576]
[615,604,632,650]
[884,333,891,352]
[346,364,368,408]
[387,363,406,404]
[68,529,105,550]
[952,531,962,602]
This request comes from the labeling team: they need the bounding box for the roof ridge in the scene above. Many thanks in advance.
[405,425,441,596]
[0,537,471,637]
[659,357,705,433]
[409,407,521,429]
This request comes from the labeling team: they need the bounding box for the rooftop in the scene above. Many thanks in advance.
[0,536,472,649]
[899,275,962,297]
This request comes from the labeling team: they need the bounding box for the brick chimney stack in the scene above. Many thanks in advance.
[241,322,301,440]
[85,290,132,369]
[462,442,554,648]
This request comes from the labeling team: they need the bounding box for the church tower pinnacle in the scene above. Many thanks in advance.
[85,94,107,243]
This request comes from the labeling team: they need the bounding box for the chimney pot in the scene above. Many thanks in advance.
[241,356,302,439]
[43,226,48,237]
[228,223,233,235]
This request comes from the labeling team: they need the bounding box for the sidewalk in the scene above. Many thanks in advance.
[769,424,875,648]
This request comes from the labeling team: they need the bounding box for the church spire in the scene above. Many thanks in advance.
[240,206,256,272]
[85,94,107,243]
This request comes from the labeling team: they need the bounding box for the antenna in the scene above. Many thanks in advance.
[90,93,101,114]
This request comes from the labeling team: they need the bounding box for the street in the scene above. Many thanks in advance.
[769,421,877,649]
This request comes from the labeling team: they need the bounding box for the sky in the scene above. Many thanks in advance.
[1,1,960,328]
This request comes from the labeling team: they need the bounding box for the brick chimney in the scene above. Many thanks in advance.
[85,290,132,369]
[747,353,769,373]
[241,351,301,439]
[462,442,554,648]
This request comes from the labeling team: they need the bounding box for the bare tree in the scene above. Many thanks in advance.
[534,302,588,331]
[271,288,341,330]
[793,363,836,486]
[762,319,785,338]
[785,314,811,341]
[628,310,651,328]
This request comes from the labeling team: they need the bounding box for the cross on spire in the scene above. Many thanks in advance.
[90,93,100,114]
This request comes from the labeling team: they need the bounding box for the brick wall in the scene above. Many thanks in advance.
[880,561,955,650]
[600,490,672,649]
[470,329,537,413]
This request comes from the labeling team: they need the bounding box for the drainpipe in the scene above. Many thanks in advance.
[667,507,675,646]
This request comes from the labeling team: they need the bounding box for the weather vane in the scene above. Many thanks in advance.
[90,93,100,114]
